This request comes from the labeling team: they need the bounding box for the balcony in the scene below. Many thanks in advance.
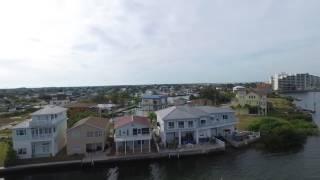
[31,133,53,140]
[29,118,64,127]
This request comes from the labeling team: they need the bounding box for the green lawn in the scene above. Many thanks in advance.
[268,98,294,110]
[237,115,263,131]
[0,141,9,167]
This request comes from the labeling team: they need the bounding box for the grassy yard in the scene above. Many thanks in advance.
[238,96,318,152]
[268,97,294,110]
[0,141,9,167]
[237,115,262,131]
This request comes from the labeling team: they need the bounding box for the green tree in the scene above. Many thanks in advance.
[148,112,157,129]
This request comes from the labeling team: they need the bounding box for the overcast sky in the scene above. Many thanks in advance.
[0,0,320,88]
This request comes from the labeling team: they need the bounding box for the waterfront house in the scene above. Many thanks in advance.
[67,117,110,155]
[12,105,67,159]
[232,87,267,116]
[114,115,152,155]
[156,106,237,147]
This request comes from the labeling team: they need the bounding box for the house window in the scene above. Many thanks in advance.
[200,120,206,126]
[168,122,174,129]
[178,121,184,128]
[133,128,137,135]
[18,148,27,155]
[16,129,26,136]
[137,129,141,134]
[188,121,193,128]
[223,115,228,119]
[95,131,99,137]
[142,128,149,135]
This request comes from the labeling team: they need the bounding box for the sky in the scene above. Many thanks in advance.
[0,0,320,88]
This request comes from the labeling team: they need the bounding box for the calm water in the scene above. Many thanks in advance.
[3,92,320,180]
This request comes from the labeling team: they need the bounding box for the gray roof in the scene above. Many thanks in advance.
[32,105,67,115]
[13,119,31,129]
[156,105,234,121]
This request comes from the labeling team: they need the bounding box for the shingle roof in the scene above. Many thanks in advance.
[114,115,151,129]
[142,94,167,99]
[157,105,235,121]
[69,116,109,130]
[32,105,67,115]
[13,119,32,129]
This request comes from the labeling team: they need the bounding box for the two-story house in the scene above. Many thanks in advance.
[156,106,237,147]
[114,115,152,155]
[233,87,268,115]
[12,105,68,159]
[67,117,110,155]
[141,94,168,113]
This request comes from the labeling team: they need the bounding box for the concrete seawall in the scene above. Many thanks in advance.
[0,145,225,175]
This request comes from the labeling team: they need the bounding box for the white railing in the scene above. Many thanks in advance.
[32,134,53,139]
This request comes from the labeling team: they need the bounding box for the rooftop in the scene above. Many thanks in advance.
[69,116,110,130]
[142,94,167,99]
[32,105,67,115]
[114,115,151,129]
[156,105,235,120]
[13,119,32,129]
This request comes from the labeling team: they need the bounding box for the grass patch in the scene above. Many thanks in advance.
[237,115,261,131]
[239,97,318,152]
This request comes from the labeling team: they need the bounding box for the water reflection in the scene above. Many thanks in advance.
[149,163,162,180]
[106,167,119,180]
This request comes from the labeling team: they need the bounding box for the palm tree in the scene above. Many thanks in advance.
[148,112,157,129]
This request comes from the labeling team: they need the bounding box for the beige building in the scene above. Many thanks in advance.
[233,87,267,116]
[67,117,110,155]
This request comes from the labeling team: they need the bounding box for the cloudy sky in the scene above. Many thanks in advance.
[0,0,320,88]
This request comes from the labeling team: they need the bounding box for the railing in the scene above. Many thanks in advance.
[32,134,53,139]
[29,118,64,127]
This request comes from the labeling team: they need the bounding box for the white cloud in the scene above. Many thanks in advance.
[0,0,320,88]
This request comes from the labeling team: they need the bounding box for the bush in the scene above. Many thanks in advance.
[248,118,313,152]
[4,140,17,166]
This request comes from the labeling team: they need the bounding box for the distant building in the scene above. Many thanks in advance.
[232,86,246,93]
[141,94,168,112]
[12,106,67,159]
[232,87,268,116]
[114,115,152,155]
[156,106,237,147]
[271,73,320,92]
[67,117,110,155]
[49,94,70,107]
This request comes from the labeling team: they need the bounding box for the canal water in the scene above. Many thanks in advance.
[3,92,320,180]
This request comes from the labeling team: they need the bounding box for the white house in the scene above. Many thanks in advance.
[12,105,68,159]
[114,115,152,155]
[156,106,237,147]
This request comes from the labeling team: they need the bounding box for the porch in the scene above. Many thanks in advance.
[114,136,152,155]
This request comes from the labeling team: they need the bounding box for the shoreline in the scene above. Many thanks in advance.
[0,145,226,175]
